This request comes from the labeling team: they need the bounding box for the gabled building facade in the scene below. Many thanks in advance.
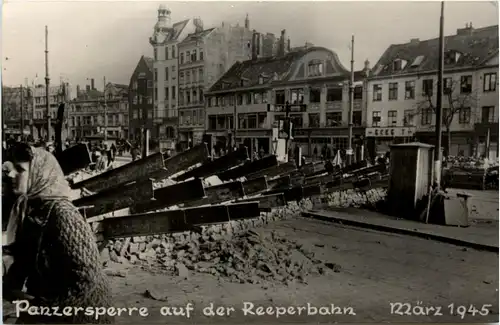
[366,23,498,158]
[205,42,369,157]
[176,17,254,149]
[129,56,155,141]
[149,5,199,150]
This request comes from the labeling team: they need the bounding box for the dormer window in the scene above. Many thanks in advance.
[410,55,424,68]
[444,50,462,64]
[308,60,324,77]
[258,76,264,84]
[393,59,408,71]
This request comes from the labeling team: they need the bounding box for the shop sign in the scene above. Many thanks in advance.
[365,127,416,137]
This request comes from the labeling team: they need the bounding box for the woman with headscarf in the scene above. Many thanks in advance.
[2,143,113,324]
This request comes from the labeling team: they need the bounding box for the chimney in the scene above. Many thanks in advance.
[252,30,260,60]
[364,59,371,71]
[278,29,286,56]
[410,38,420,44]
[287,38,291,52]
[76,85,81,97]
[90,78,95,90]
[86,85,91,92]
[244,13,249,29]
[457,22,474,36]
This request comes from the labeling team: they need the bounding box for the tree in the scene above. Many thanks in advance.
[412,78,478,156]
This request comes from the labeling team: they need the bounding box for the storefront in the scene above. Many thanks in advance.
[365,126,416,160]
[292,127,365,157]
[236,129,271,156]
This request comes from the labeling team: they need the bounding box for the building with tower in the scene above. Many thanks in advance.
[149,4,199,150]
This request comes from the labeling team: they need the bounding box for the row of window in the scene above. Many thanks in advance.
[153,45,177,61]
[69,114,124,127]
[180,49,204,64]
[206,86,364,108]
[179,88,204,106]
[371,108,471,127]
[372,72,497,102]
[179,109,204,126]
[179,68,204,85]
[131,109,178,119]
[154,66,177,83]
[207,112,363,130]
[34,96,63,104]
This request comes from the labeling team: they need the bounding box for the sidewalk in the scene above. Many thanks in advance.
[302,208,499,252]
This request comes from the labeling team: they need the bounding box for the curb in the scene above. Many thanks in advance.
[301,211,499,253]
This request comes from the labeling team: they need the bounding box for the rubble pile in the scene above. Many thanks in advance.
[104,226,338,285]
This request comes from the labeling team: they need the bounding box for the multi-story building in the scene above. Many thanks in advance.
[2,83,71,140]
[129,56,155,141]
[366,23,498,158]
[176,16,255,149]
[149,5,199,150]
[68,82,129,140]
[205,39,370,157]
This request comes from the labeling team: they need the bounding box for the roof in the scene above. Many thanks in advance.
[372,24,498,78]
[179,28,215,45]
[170,19,190,42]
[143,56,154,71]
[208,46,338,93]
[110,83,128,90]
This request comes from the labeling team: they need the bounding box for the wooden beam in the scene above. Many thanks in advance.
[184,205,230,225]
[164,143,210,178]
[242,176,268,196]
[236,193,286,210]
[304,173,334,185]
[301,161,324,175]
[245,161,297,180]
[184,181,245,207]
[217,155,278,181]
[101,209,188,239]
[130,179,206,214]
[227,202,260,220]
[77,179,154,218]
[71,152,165,192]
[267,175,291,190]
[56,143,92,175]
[174,147,248,181]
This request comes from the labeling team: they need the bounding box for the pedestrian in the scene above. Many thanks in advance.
[2,143,113,323]
[111,143,117,158]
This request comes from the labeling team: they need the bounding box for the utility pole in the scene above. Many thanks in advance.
[45,25,51,142]
[284,101,291,162]
[103,76,108,142]
[233,97,237,152]
[434,1,445,188]
[347,35,355,166]
[20,84,24,141]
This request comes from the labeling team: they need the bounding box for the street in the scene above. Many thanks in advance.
[102,217,498,323]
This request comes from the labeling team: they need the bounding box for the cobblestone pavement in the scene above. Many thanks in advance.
[100,217,498,323]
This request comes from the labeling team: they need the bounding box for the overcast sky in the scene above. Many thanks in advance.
[1,1,498,90]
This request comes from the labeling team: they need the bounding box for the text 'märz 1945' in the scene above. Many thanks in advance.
[390,302,493,319]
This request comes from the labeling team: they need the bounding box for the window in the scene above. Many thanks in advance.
[327,88,342,102]
[192,70,197,83]
[459,107,471,124]
[186,51,191,63]
[481,106,495,123]
[308,113,320,127]
[275,90,285,105]
[422,79,433,96]
[200,50,204,61]
[289,114,303,128]
[421,108,432,125]
[388,83,398,100]
[484,72,497,92]
[353,111,362,126]
[180,53,184,64]
[147,80,153,88]
[443,77,452,94]
[353,86,363,100]
[405,81,415,99]
[460,75,472,93]
[154,49,157,60]
[253,92,262,104]
[309,87,321,103]
[308,62,324,77]
[372,111,381,127]
[179,72,184,84]
[165,67,169,80]
[165,87,169,100]
[246,93,252,105]
[186,90,191,104]
[172,86,176,100]
[193,90,198,103]
[172,66,176,73]
[387,110,397,126]
[186,71,191,83]
[373,84,382,101]
[192,50,197,62]
[326,112,342,127]
[154,69,158,82]
[199,68,204,81]
[154,88,158,101]
[171,46,176,59]
[404,110,414,126]
[258,76,264,84]
[290,88,304,104]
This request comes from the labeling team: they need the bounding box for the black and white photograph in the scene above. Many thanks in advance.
[1,0,499,323]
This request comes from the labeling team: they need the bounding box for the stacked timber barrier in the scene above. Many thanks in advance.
[68,143,389,271]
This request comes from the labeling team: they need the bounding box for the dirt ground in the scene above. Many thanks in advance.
[98,217,498,323]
